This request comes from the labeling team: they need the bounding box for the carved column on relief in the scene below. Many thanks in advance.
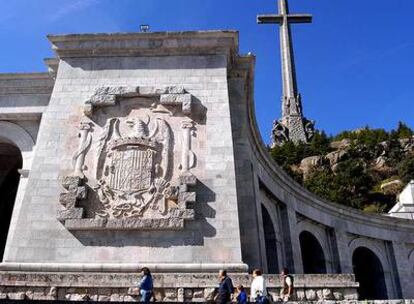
[72,121,92,178]
[180,120,196,175]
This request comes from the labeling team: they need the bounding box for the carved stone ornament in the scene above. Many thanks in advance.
[58,86,197,230]
[271,119,289,147]
[304,118,316,141]
[271,117,315,147]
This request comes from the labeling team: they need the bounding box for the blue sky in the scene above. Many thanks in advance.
[1,0,413,142]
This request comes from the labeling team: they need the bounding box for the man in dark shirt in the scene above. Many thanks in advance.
[138,267,153,303]
[217,270,234,304]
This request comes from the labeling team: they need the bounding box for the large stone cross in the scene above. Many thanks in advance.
[258,0,315,146]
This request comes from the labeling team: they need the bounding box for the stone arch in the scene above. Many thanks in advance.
[0,121,35,171]
[260,191,287,273]
[0,143,23,260]
[352,246,387,299]
[348,238,389,273]
[299,229,327,274]
[0,121,34,261]
[261,204,279,273]
[349,238,392,299]
[296,220,332,273]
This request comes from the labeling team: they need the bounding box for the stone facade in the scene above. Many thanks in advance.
[1,32,245,272]
[0,30,412,302]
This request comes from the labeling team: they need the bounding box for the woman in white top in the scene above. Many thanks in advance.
[250,269,267,302]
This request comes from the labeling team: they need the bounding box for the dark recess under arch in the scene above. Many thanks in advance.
[261,204,279,274]
[0,143,22,261]
[299,230,327,274]
[352,246,387,300]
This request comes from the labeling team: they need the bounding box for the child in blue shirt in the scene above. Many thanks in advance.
[236,285,247,304]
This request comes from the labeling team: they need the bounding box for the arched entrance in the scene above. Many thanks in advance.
[299,230,327,274]
[352,247,387,300]
[0,142,22,261]
[261,205,279,273]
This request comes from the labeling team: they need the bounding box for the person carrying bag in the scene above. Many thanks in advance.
[250,269,271,303]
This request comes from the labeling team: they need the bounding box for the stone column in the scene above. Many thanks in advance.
[325,227,342,273]
[252,173,268,271]
[333,229,353,274]
[287,207,303,273]
[388,241,410,298]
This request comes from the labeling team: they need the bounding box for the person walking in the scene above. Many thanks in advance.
[217,270,234,304]
[236,285,248,304]
[250,269,268,303]
[138,267,153,303]
[279,267,294,302]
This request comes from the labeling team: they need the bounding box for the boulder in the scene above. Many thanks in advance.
[329,139,351,150]
[300,155,323,179]
[381,179,404,195]
[373,155,389,171]
[400,137,414,153]
[325,150,347,168]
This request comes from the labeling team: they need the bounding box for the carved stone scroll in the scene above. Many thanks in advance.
[271,119,289,147]
[180,121,195,173]
[72,122,92,178]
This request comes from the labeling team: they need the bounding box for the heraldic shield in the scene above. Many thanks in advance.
[94,116,178,219]
[109,146,154,192]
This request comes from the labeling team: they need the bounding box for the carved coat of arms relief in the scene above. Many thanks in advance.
[58,86,197,230]
[94,116,176,219]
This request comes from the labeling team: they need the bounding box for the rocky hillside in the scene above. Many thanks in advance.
[270,122,414,213]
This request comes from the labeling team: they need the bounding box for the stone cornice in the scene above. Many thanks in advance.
[0,262,248,274]
[43,58,59,79]
[0,72,51,80]
[0,72,54,95]
[0,87,53,95]
[47,30,239,65]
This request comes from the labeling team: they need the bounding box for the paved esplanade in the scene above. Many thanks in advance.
[258,0,315,146]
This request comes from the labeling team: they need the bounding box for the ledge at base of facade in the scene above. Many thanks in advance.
[0,270,359,302]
